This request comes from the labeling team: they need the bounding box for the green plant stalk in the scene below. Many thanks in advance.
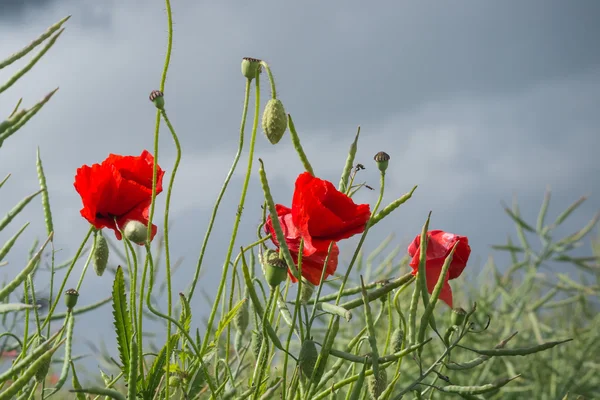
[287,115,315,176]
[251,289,277,399]
[188,80,251,302]
[158,109,181,397]
[200,72,261,355]
[338,127,360,193]
[260,61,277,99]
[75,235,95,291]
[45,313,74,397]
[338,274,414,311]
[41,228,91,331]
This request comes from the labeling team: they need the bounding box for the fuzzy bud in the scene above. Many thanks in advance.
[298,339,319,379]
[123,220,148,244]
[374,151,390,173]
[262,99,288,144]
[93,233,109,276]
[251,330,263,360]
[241,57,261,80]
[367,367,388,400]
[300,279,315,304]
[262,249,288,287]
[451,307,467,327]
[168,375,181,388]
[233,299,250,333]
[391,328,404,353]
[33,335,50,382]
[64,288,79,310]
[149,90,165,110]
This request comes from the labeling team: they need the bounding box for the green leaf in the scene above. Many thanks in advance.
[0,15,70,70]
[210,298,246,346]
[70,361,86,400]
[0,222,29,263]
[503,206,536,233]
[112,266,132,378]
[178,292,192,336]
[144,334,180,400]
[0,302,38,314]
[36,148,54,237]
[0,190,42,232]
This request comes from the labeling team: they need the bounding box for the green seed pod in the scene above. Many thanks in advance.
[123,220,148,244]
[451,307,467,327]
[149,90,165,110]
[233,299,250,333]
[298,339,319,380]
[391,328,404,353]
[262,98,288,145]
[93,233,109,276]
[262,249,288,287]
[367,367,388,400]
[241,57,261,80]
[33,335,50,382]
[64,288,79,310]
[300,279,315,304]
[251,330,263,360]
[234,331,243,354]
[374,151,390,173]
[168,375,181,388]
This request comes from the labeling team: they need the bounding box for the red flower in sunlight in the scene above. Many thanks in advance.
[407,230,471,308]
[291,172,371,256]
[264,173,369,285]
[74,150,164,242]
[265,205,339,285]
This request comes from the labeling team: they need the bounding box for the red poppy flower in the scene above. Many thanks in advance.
[291,172,371,256]
[407,230,471,308]
[74,150,164,242]
[265,205,339,285]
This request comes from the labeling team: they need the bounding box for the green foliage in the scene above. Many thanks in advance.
[112,266,132,378]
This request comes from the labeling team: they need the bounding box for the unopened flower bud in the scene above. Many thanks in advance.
[233,299,250,333]
[34,335,50,382]
[391,328,404,353]
[251,330,263,360]
[298,339,318,379]
[241,57,261,80]
[261,99,287,144]
[300,279,315,304]
[149,90,165,110]
[374,151,390,172]
[168,375,181,388]
[262,249,288,287]
[124,220,148,244]
[367,366,388,400]
[65,288,79,310]
[93,233,109,276]
[451,307,467,327]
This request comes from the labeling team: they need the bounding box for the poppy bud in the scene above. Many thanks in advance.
[391,328,404,353]
[367,366,388,400]
[251,330,263,360]
[93,233,109,276]
[298,339,318,379]
[168,375,181,388]
[374,151,390,173]
[300,279,315,304]
[149,90,165,110]
[33,335,50,382]
[233,299,249,333]
[262,249,288,287]
[262,99,288,144]
[450,307,467,327]
[64,288,79,311]
[123,220,148,244]
[241,57,261,80]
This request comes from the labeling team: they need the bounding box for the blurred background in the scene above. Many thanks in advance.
[0,0,599,379]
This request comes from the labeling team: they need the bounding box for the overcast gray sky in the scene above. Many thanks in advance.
[1,0,599,379]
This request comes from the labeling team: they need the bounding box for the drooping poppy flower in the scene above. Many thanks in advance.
[265,205,339,285]
[291,172,371,256]
[407,230,471,308]
[74,150,164,243]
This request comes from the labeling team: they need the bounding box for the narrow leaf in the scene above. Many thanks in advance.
[0,222,29,263]
[144,334,179,400]
[0,302,38,313]
[338,127,360,193]
[112,266,132,377]
[0,190,42,231]
[36,148,54,237]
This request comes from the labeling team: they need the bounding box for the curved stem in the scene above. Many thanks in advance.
[260,61,277,99]
[200,73,261,354]
[188,78,252,301]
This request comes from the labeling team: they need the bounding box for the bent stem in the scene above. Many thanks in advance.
[188,78,252,301]
[201,72,261,355]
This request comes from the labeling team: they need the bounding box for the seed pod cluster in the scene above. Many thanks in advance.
[262,99,288,145]
[93,233,109,276]
[367,367,388,400]
[34,335,50,382]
